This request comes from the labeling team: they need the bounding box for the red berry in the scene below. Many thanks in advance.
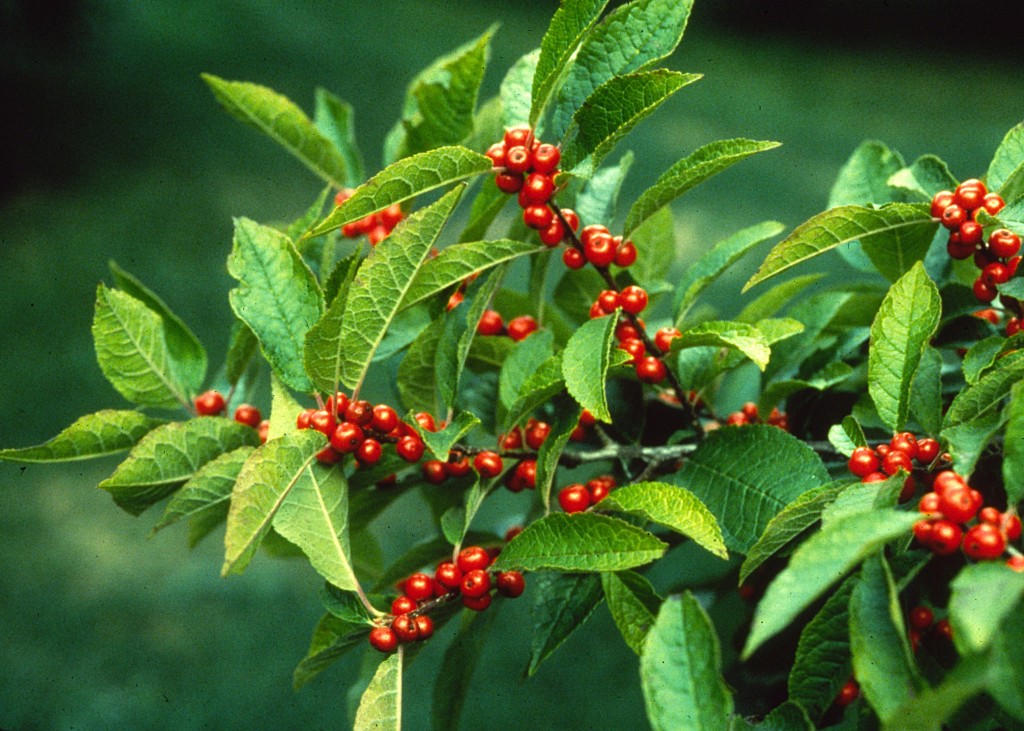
[496,571,526,598]
[504,145,532,173]
[983,192,1006,216]
[369,626,398,653]
[1004,514,1023,541]
[296,408,316,430]
[562,246,586,269]
[618,337,646,364]
[532,143,561,174]
[445,455,472,478]
[315,445,343,465]
[1009,317,1022,336]
[619,286,648,315]
[934,618,953,641]
[507,315,539,342]
[232,403,261,428]
[930,190,955,218]
[473,450,504,478]
[355,438,383,465]
[521,173,555,205]
[414,614,434,640]
[422,460,448,484]
[1008,555,1024,572]
[325,392,350,419]
[938,486,981,524]
[503,125,532,149]
[404,572,435,602]
[495,172,524,194]
[485,142,506,167]
[909,605,934,630]
[990,229,1022,259]
[589,301,606,319]
[579,224,610,246]
[391,595,418,615]
[983,262,1011,285]
[587,478,611,503]
[940,204,967,230]
[597,289,621,314]
[836,679,860,707]
[369,405,399,435]
[457,546,491,573]
[500,427,523,450]
[559,208,580,232]
[959,220,984,246]
[525,421,551,450]
[460,569,492,598]
[194,390,226,416]
[947,236,976,260]
[654,327,681,353]
[367,225,390,246]
[847,447,880,477]
[330,421,365,453]
[539,219,566,246]
[613,239,638,268]
[435,562,463,591]
[257,419,269,444]
[511,458,537,490]
[973,277,997,303]
[954,179,987,211]
[635,356,667,384]
[523,204,554,230]
[916,438,940,464]
[477,309,504,336]
[615,322,641,341]
[396,435,425,462]
[462,593,492,611]
[963,523,1007,560]
[309,409,336,436]
[918,491,942,515]
[584,232,616,267]
[414,412,437,432]
[558,484,591,513]
[391,614,419,643]
[925,519,964,555]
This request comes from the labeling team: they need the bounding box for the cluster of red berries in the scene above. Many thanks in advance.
[476,309,540,342]
[607,315,669,385]
[557,475,617,513]
[485,126,566,240]
[847,432,944,501]
[972,307,1023,337]
[912,469,1022,562]
[368,545,525,653]
[334,189,404,246]
[906,604,953,653]
[566,222,638,270]
[194,389,269,443]
[834,678,860,708]
[931,181,1021,304]
[723,402,789,431]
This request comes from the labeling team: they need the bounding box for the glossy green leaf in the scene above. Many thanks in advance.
[750,702,814,731]
[1005,383,1024,506]
[491,513,667,573]
[354,653,401,731]
[641,592,733,731]
[743,203,936,291]
[736,274,825,324]
[948,561,1024,655]
[669,320,771,371]
[527,572,603,676]
[99,417,259,516]
[887,154,957,200]
[575,151,633,227]
[551,0,693,138]
[303,255,361,395]
[458,179,510,243]
[397,318,444,415]
[222,429,325,576]
[334,188,462,391]
[92,284,191,410]
[988,121,1024,199]
[910,345,943,437]
[227,218,323,394]
[602,570,661,655]
[203,74,348,187]
[868,262,941,431]
[0,410,165,464]
[265,374,305,443]
[739,482,846,586]
[411,411,480,462]
[293,613,367,690]
[562,312,618,422]
[307,146,489,238]
[529,0,609,127]
[562,70,700,178]
[109,261,206,396]
[742,510,920,658]
[821,473,904,526]
[827,415,867,457]
[944,349,1024,429]
[314,88,364,186]
[598,481,727,559]
[986,607,1024,722]
[850,554,919,722]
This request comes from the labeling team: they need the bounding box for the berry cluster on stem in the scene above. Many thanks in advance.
[722,401,789,431]
[557,475,617,513]
[847,432,945,501]
[195,389,269,443]
[335,188,405,246]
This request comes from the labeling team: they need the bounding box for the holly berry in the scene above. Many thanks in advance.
[391,595,417,615]
[435,562,463,591]
[194,390,226,416]
[520,173,555,205]
[583,232,616,267]
[597,289,620,313]
[355,438,383,466]
[495,172,523,194]
[330,422,365,453]
[257,419,269,444]
[562,247,586,269]
[457,546,491,573]
[462,593,492,612]
[309,409,336,436]
[445,455,472,479]
[654,327,681,353]
[937,486,981,524]
[847,447,879,477]
[507,315,539,342]
[477,309,504,336]
[296,408,315,430]
[963,523,1006,560]
[461,569,492,598]
[558,484,591,514]
[496,571,526,598]
[982,192,1006,216]
[989,229,1022,259]
[504,145,532,173]
[396,435,425,462]
[916,438,940,464]
[404,572,435,602]
[532,143,560,174]
[539,219,565,246]
[233,404,261,428]
[422,460,448,484]
[369,626,398,653]
[835,679,860,707]
[635,356,667,384]
[940,204,967,229]
[954,178,987,210]
[930,190,955,218]
[523,204,554,230]
[920,519,964,555]
[414,614,434,640]
[619,286,648,315]
[525,421,551,450]
[473,450,504,478]
[882,449,913,476]
[391,614,419,643]
[613,239,637,268]
[908,605,934,631]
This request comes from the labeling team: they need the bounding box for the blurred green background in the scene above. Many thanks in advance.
[2,1,1022,728]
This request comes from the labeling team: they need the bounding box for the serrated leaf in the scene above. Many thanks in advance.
[576,151,633,227]
[598,481,727,559]
[303,253,362,394]
[0,410,165,464]
[669,320,771,371]
[641,592,733,731]
[397,317,444,415]
[739,482,846,586]
[225,318,259,387]
[988,122,1024,199]
[737,274,825,324]
[293,613,367,690]
[562,70,700,178]
[411,411,480,461]
[458,178,510,243]
[948,561,1024,655]
[943,407,1004,477]
[821,473,903,527]
[962,334,1024,385]
[672,426,829,554]
[827,415,867,457]
[861,211,939,284]
[868,262,941,431]
[334,188,462,391]
[202,74,348,186]
[562,313,618,422]
[151,445,254,546]
[551,0,693,139]
[92,284,191,410]
[850,553,919,722]
[524,572,603,678]
[492,512,667,573]
[887,154,957,200]
[602,570,661,655]
[944,348,1024,429]
[744,204,936,291]
[314,88,364,186]
[1004,383,1024,506]
[354,653,401,731]
[788,576,856,721]
[910,345,943,436]
[742,510,920,658]
[222,429,325,576]
[307,146,488,238]
[628,142,780,237]
[227,218,323,394]
[99,417,259,516]
[109,261,207,396]
[674,221,785,322]
[530,0,609,127]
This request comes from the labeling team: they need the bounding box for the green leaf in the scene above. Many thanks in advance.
[303,254,361,395]
[601,570,662,655]
[498,329,555,412]
[742,510,920,658]
[882,653,991,731]
[151,446,254,546]
[224,319,259,387]
[307,146,489,238]
[987,607,1024,722]
[551,0,694,139]
[397,318,444,415]
[739,482,846,586]
[293,613,367,690]
[598,481,727,559]
[0,410,165,464]
[743,204,936,291]
[948,561,1024,655]
[850,554,919,722]
[274,460,357,591]
[529,0,609,127]
[412,411,480,462]
[750,703,814,731]
[910,345,944,437]
[227,218,323,394]
[534,396,581,512]
[943,407,1005,477]
[788,576,856,722]
[822,473,904,526]
[629,206,676,292]
[672,425,829,554]
[562,70,700,178]
[528,572,603,676]
[500,49,538,128]
[222,429,325,576]
[962,334,1024,385]
[758,361,853,415]
[99,417,259,516]
[504,354,565,433]
[669,320,771,372]
[92,284,191,410]
[988,122,1024,200]
[202,74,348,187]
[432,612,495,730]
[829,140,906,208]
[944,349,1024,429]
[108,261,207,396]
[887,154,957,200]
[491,513,667,573]
[576,151,633,228]
[562,313,618,422]
[314,88,364,186]
[868,262,941,431]
[736,274,825,324]
[640,592,733,731]
[628,142,780,237]
[827,415,867,457]
[334,187,462,391]
[674,221,785,322]
[861,214,939,284]
[354,653,402,731]
[999,277,1024,300]
[458,179,510,243]
[1004,383,1024,506]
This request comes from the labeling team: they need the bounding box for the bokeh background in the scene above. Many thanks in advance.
[2,1,1023,728]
